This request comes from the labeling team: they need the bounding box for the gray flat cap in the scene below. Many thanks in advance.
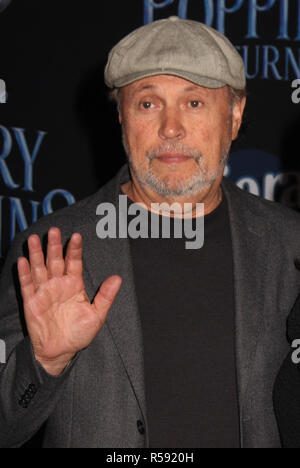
[104,16,246,90]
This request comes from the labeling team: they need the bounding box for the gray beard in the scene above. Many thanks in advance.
[121,128,230,199]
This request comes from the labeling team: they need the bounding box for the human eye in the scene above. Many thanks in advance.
[188,100,202,109]
[140,101,154,110]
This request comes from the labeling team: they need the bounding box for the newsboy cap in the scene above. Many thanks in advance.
[104,16,246,90]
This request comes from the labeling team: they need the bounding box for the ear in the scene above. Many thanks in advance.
[231,96,246,141]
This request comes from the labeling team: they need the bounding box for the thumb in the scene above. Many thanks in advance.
[93,275,122,321]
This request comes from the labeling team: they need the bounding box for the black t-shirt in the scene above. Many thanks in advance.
[127,192,240,448]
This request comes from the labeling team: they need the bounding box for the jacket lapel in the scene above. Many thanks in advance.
[221,177,270,446]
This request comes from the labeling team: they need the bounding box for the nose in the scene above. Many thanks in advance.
[158,107,186,140]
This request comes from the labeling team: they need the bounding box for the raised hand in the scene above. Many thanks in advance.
[17,227,122,376]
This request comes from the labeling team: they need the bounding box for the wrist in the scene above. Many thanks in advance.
[35,353,75,376]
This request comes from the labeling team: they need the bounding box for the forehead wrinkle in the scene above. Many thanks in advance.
[128,84,157,96]
[133,84,206,94]
[183,85,206,92]
[128,82,217,98]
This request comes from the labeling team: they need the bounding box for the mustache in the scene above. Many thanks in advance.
[145,144,203,163]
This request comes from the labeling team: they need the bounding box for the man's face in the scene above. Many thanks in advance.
[119,75,245,200]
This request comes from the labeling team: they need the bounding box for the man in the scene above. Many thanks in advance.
[0,17,300,448]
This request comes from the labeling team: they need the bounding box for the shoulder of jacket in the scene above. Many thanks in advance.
[222,176,300,229]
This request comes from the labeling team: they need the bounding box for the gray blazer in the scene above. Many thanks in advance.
[1,164,300,448]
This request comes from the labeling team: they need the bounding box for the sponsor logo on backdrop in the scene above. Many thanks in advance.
[0,0,12,13]
[225,149,300,210]
[0,126,76,258]
[144,0,300,81]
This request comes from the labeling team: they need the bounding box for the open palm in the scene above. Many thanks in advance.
[17,227,122,374]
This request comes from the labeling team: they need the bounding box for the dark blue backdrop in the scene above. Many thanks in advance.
[1,0,300,267]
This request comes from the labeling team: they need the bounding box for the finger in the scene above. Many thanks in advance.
[17,257,35,302]
[64,233,83,277]
[93,275,122,323]
[28,234,48,287]
[46,227,64,278]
